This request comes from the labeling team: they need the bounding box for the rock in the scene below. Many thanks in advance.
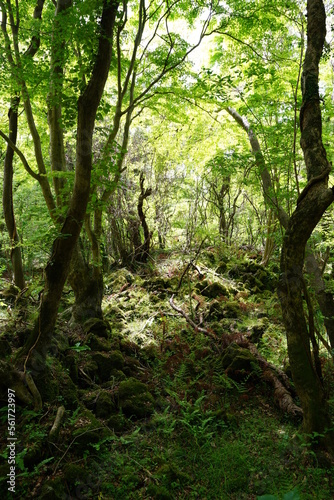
[196,279,228,298]
[87,334,111,351]
[95,390,116,418]
[83,318,110,338]
[91,353,114,382]
[72,409,111,453]
[118,377,154,418]
[221,344,261,379]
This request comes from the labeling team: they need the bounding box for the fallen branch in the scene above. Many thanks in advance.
[169,295,217,339]
[168,301,302,419]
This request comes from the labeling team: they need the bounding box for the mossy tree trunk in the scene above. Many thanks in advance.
[18,0,118,372]
[2,97,25,290]
[68,242,104,322]
[278,0,334,451]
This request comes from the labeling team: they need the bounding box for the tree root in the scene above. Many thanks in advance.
[49,405,66,440]
[0,360,42,409]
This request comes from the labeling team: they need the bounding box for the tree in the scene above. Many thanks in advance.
[277,0,334,450]
[0,0,119,403]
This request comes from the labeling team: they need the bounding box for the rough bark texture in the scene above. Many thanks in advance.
[227,105,334,351]
[2,97,25,290]
[48,0,72,206]
[135,173,152,262]
[68,242,103,322]
[19,1,118,372]
[278,0,334,450]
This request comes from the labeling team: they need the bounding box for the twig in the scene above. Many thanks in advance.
[53,427,105,475]
[169,295,216,339]
[177,237,207,291]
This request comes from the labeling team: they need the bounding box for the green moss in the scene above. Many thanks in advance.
[221,344,260,377]
[146,484,172,499]
[107,412,129,432]
[96,390,116,418]
[72,408,111,453]
[63,463,88,484]
[224,301,241,318]
[87,334,112,351]
[118,377,155,418]
[37,479,65,499]
[83,318,111,338]
[0,338,11,358]
[109,350,125,369]
[196,279,228,298]
[91,352,115,381]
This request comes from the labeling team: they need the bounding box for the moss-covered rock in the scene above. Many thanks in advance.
[106,268,134,291]
[146,484,171,500]
[109,350,125,369]
[87,334,112,351]
[196,279,228,298]
[95,390,116,418]
[81,359,99,381]
[216,261,227,274]
[64,351,79,384]
[37,479,65,499]
[224,301,241,318]
[208,300,225,320]
[118,377,154,418]
[83,318,110,338]
[248,318,269,344]
[72,408,111,453]
[107,412,129,432]
[91,352,114,382]
[221,344,261,379]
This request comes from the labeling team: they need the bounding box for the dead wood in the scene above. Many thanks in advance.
[169,298,302,419]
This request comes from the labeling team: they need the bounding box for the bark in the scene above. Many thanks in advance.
[2,97,25,290]
[135,173,152,262]
[68,242,103,322]
[227,105,334,351]
[18,0,118,372]
[278,0,334,451]
[48,0,72,206]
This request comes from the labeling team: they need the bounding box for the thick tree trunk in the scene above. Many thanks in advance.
[227,107,334,351]
[68,243,103,322]
[278,0,334,451]
[18,1,118,373]
[2,97,25,290]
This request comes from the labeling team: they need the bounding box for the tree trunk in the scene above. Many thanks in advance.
[68,242,103,322]
[2,97,25,290]
[227,106,334,351]
[18,0,118,373]
[135,173,152,262]
[278,0,334,451]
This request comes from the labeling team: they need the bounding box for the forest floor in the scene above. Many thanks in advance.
[0,246,334,499]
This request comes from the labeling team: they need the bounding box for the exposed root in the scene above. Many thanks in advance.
[49,405,66,440]
[0,360,42,409]
[24,371,42,411]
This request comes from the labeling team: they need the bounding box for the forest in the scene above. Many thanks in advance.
[0,0,334,498]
